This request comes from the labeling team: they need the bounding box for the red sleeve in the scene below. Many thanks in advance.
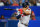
[18,9,23,14]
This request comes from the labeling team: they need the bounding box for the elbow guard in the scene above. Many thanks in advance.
[16,15,21,19]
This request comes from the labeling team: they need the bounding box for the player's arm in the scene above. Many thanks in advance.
[23,9,31,15]
[16,9,21,19]
[31,11,36,20]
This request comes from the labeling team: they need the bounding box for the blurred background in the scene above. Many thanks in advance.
[0,0,40,27]
[0,0,40,6]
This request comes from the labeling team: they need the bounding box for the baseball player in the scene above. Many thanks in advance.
[16,2,36,27]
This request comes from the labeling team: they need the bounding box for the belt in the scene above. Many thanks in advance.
[21,23,28,26]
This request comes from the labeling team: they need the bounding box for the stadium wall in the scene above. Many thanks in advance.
[0,6,40,20]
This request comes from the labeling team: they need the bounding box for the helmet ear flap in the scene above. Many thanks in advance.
[22,3,26,8]
[22,3,25,8]
[22,2,29,8]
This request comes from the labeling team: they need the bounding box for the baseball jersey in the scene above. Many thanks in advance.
[17,8,31,24]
